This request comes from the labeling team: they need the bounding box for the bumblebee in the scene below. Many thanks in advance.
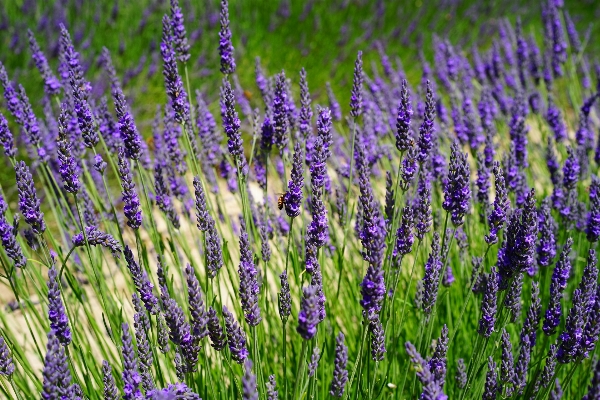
[276,192,286,210]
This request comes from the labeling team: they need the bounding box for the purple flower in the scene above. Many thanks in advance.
[537,199,557,267]
[584,357,600,399]
[124,246,158,314]
[154,164,180,229]
[242,359,259,400]
[41,332,72,400]
[297,285,320,340]
[350,51,363,118]
[27,30,61,96]
[369,314,386,361]
[443,141,471,226]
[284,142,304,218]
[113,86,142,161]
[428,325,449,386]
[587,177,600,242]
[170,0,190,62]
[161,15,189,125]
[395,79,414,152]
[0,196,26,269]
[272,72,289,152]
[307,137,329,248]
[415,170,433,240]
[238,226,261,326]
[500,329,514,395]
[185,264,208,342]
[102,361,118,400]
[405,341,447,400]
[485,162,509,245]
[223,306,248,363]
[478,268,498,338]
[497,189,537,288]
[117,148,142,229]
[17,85,42,153]
[456,359,467,389]
[56,105,81,194]
[417,81,436,164]
[0,62,23,124]
[326,82,342,122]
[220,78,248,174]
[0,112,15,158]
[193,176,211,232]
[330,332,348,397]
[206,218,224,278]
[476,152,490,204]
[384,171,394,227]
[482,357,498,400]
[400,144,419,190]
[509,93,529,169]
[266,375,278,400]
[395,206,414,256]
[207,307,226,351]
[557,287,586,363]
[278,270,291,323]
[121,323,142,400]
[295,68,313,136]
[47,260,71,346]
[562,146,580,191]
[218,0,236,75]
[421,232,442,318]
[15,161,46,235]
[545,95,567,142]
[72,226,122,257]
[543,238,573,335]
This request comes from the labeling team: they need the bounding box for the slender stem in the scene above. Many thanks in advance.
[344,320,367,400]
[293,340,308,400]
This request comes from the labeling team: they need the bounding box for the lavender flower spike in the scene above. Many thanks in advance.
[272,72,289,152]
[243,359,259,400]
[27,30,61,96]
[0,336,14,376]
[121,323,142,400]
[162,15,190,125]
[278,270,292,324]
[284,142,304,218]
[219,0,236,75]
[223,306,249,363]
[350,51,363,118]
[543,238,573,335]
[478,268,498,338]
[118,147,143,229]
[395,79,414,152]
[266,375,278,400]
[405,341,447,399]
[482,357,498,400]
[185,264,209,341]
[297,285,320,340]
[330,332,348,397]
[207,307,226,351]
[170,0,190,62]
[0,112,16,158]
[587,176,600,243]
[102,361,119,400]
[417,80,436,164]
[238,225,261,326]
[113,85,142,161]
[485,162,509,245]
[72,226,122,258]
[443,141,471,226]
[41,332,72,399]
[220,78,248,174]
[16,161,45,235]
[0,195,26,269]
[298,68,313,138]
[421,232,443,318]
[124,246,158,314]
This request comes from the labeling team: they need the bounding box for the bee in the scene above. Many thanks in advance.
[276,192,286,210]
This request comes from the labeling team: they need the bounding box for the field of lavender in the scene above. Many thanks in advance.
[1,0,600,398]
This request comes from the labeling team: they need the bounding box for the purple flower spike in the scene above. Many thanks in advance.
[162,15,190,125]
[170,0,190,62]
[587,177,600,243]
[297,285,320,340]
[121,323,142,400]
[395,206,414,256]
[330,332,348,397]
[545,95,567,142]
[543,238,573,335]
[405,341,447,399]
[219,0,236,75]
[243,359,259,400]
[47,260,71,346]
[443,141,471,226]
[72,226,122,258]
[299,68,313,138]
[117,148,142,229]
[57,105,81,194]
[0,195,26,269]
[0,112,15,158]
[537,198,557,267]
[417,80,436,164]
[421,232,442,319]
[562,146,580,191]
[27,30,61,96]
[482,357,498,400]
[15,161,46,235]
[350,51,363,118]
[485,162,509,245]
[326,82,342,122]
[124,246,158,314]
[478,268,498,338]
[284,142,304,218]
[279,270,291,323]
[272,72,289,153]
[223,306,248,363]
[220,78,248,175]
[395,79,414,153]
[238,225,261,326]
[42,332,72,399]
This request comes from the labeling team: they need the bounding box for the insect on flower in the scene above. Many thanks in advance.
[277,192,287,210]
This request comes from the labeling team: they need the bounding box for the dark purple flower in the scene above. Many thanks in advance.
[588,177,600,242]
[330,332,348,397]
[478,268,498,338]
[326,82,342,122]
[395,205,414,256]
[417,81,436,164]
[0,196,26,269]
[223,306,248,363]
[170,0,190,62]
[117,148,142,229]
[537,198,557,267]
[485,162,509,245]
[497,189,537,288]
[500,329,514,395]
[121,323,142,400]
[185,264,208,342]
[47,260,71,346]
[41,332,72,400]
[307,137,329,249]
[102,361,118,400]
[57,105,81,193]
[443,141,471,226]
[384,171,394,227]
[72,226,122,257]
[428,325,449,387]
[369,314,386,361]
[297,285,319,340]
[15,161,46,235]
[154,164,180,229]
[298,68,313,138]
[543,238,573,335]
[482,357,498,400]
[350,51,363,118]
[400,144,418,190]
[242,359,259,400]
[557,287,586,363]
[218,0,236,75]
[395,79,414,152]
[414,170,433,240]
[272,72,289,152]
[308,346,320,377]
[284,142,304,218]
[0,62,23,125]
[405,341,447,399]
[476,152,490,204]
[584,357,600,399]
[220,78,248,174]
[161,15,189,125]
[509,93,529,169]
[27,30,61,96]
[421,232,442,318]
[124,246,158,314]
[193,176,211,232]
[545,95,567,142]
[279,270,291,323]
[562,146,580,191]
[0,112,15,158]
[113,86,142,161]
[206,218,224,278]
[207,307,225,351]
[238,226,261,326]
